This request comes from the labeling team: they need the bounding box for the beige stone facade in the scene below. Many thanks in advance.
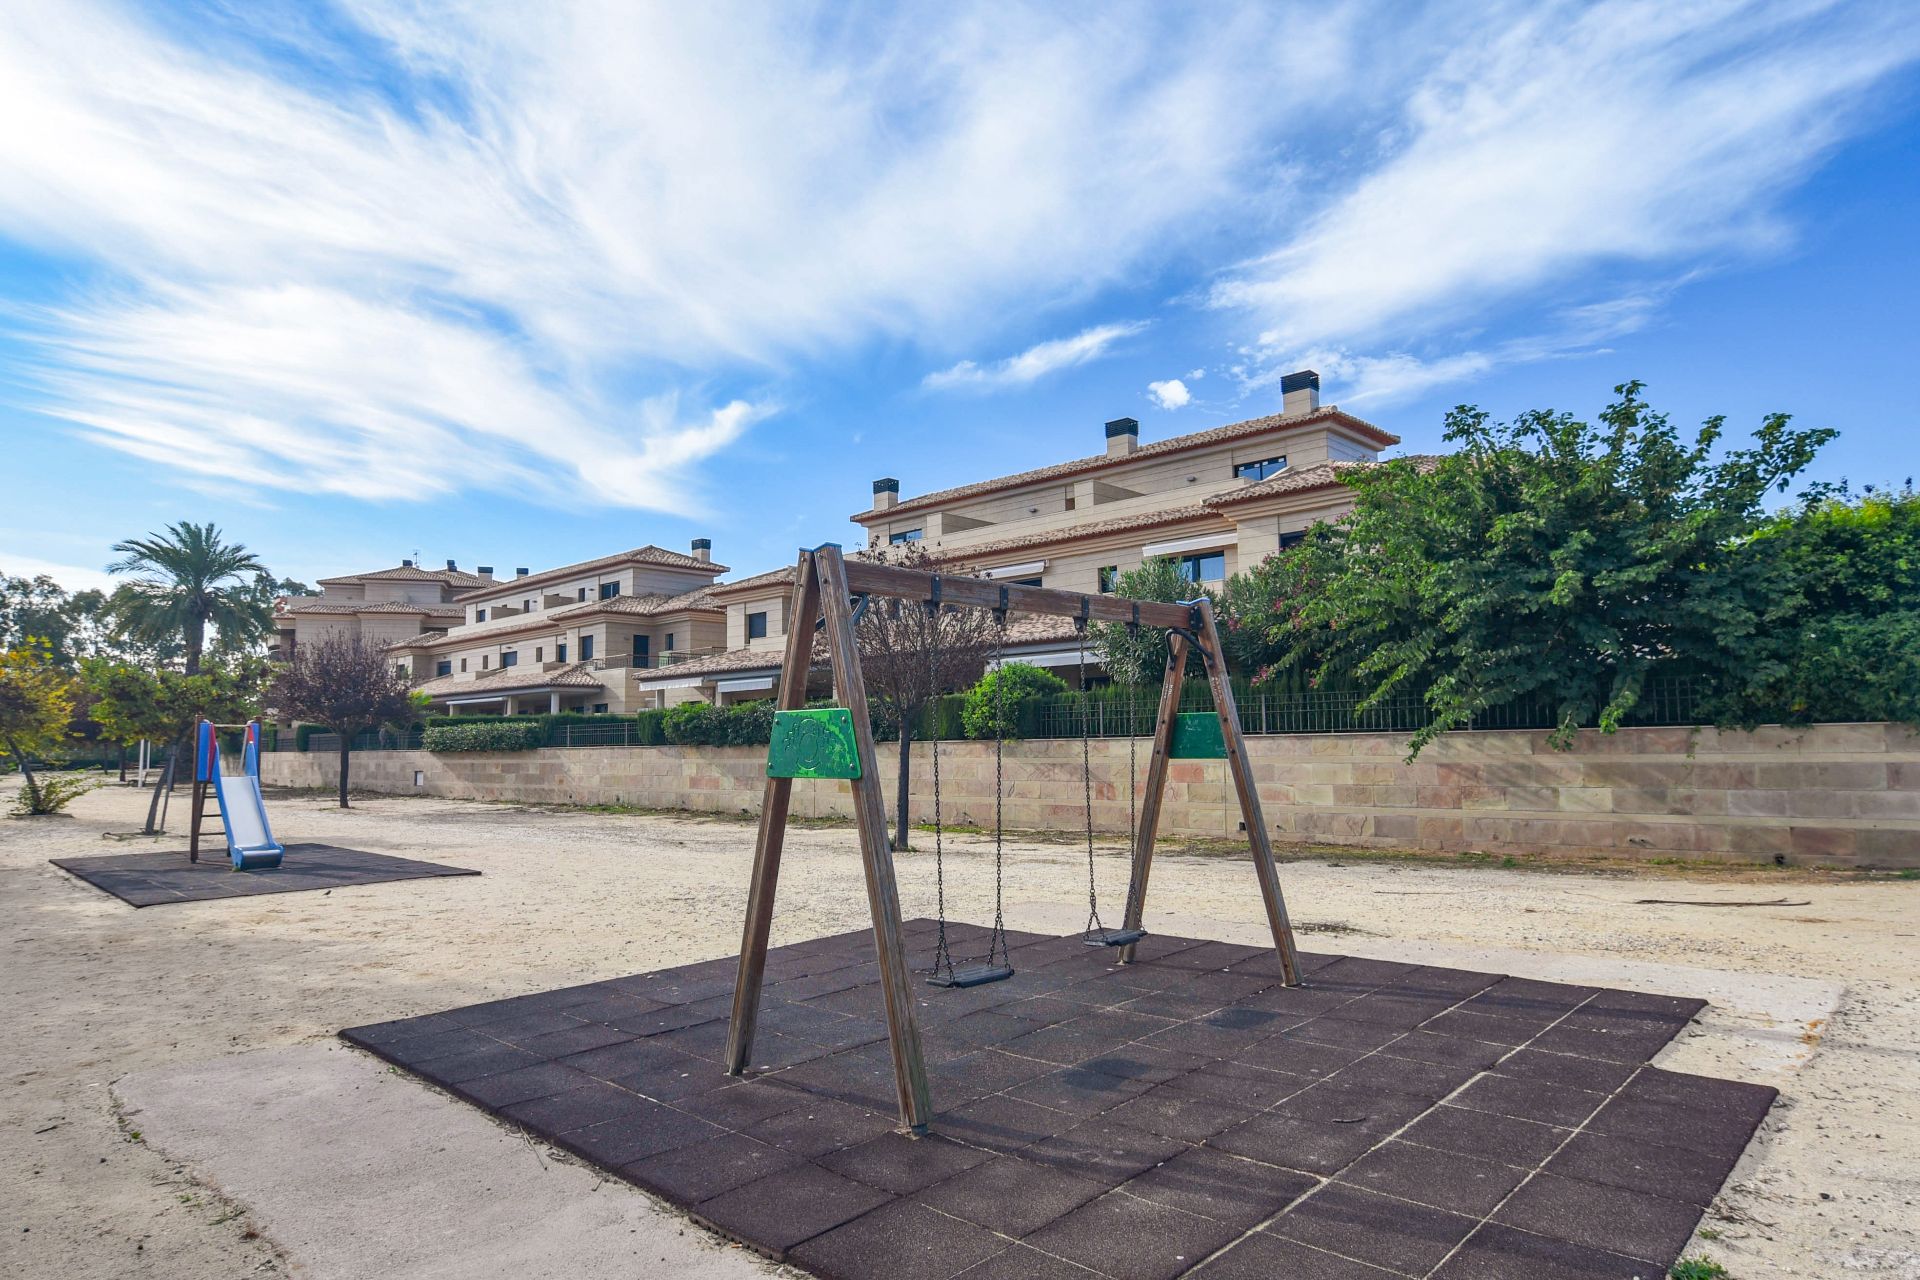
[272,561,488,657]
[259,721,1920,869]
[390,543,730,715]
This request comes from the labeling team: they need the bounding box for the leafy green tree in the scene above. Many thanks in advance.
[961,662,1067,739]
[268,636,421,808]
[106,522,271,675]
[0,574,119,668]
[1087,557,1213,686]
[0,641,79,814]
[83,656,271,831]
[1252,382,1834,756]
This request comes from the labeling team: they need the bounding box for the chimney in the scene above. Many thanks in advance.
[873,478,899,511]
[691,538,711,563]
[445,559,457,572]
[1105,417,1139,458]
[402,558,414,568]
[1281,369,1320,416]
[476,565,495,579]
[515,567,530,577]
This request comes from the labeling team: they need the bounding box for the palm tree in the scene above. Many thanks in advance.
[107,523,270,675]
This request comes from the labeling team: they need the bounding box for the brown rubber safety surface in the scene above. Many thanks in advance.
[52,845,480,906]
[341,921,1773,1279]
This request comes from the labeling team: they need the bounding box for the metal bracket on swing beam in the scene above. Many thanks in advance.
[926,962,1016,988]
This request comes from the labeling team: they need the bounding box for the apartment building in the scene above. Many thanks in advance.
[637,369,1408,700]
[392,543,730,714]
[272,560,488,657]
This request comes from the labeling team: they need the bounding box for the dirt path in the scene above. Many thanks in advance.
[2,780,1915,1279]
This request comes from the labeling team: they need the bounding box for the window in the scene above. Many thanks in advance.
[577,587,588,601]
[592,703,608,714]
[1005,576,1042,589]
[435,660,452,677]
[1064,486,1076,512]
[534,647,543,661]
[747,611,768,639]
[481,655,490,669]
[889,528,923,544]
[1097,566,1119,594]
[394,662,408,678]
[475,608,487,622]
[523,598,533,611]
[1178,551,1226,583]
[1279,530,1308,551]
[556,641,567,663]
[459,658,468,672]
[599,582,620,599]
[632,635,650,667]
[665,633,676,651]
[1234,455,1288,481]
[579,635,594,660]
[500,651,518,668]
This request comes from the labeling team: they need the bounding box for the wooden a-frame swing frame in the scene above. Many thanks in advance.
[725,543,1300,1135]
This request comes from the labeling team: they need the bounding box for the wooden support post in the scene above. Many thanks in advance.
[1118,631,1189,965]
[812,545,934,1134]
[725,551,821,1076]
[1193,598,1301,985]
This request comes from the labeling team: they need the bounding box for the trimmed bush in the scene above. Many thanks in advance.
[962,663,1068,739]
[661,700,776,746]
[422,721,548,753]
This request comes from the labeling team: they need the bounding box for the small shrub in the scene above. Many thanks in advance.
[1670,1257,1729,1280]
[9,771,107,816]
[422,721,547,753]
[661,700,777,747]
[962,663,1068,739]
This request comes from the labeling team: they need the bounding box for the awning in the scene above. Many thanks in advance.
[716,676,777,694]
[1142,531,1238,558]
[981,560,1047,580]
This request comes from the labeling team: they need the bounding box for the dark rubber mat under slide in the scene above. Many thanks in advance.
[342,922,1772,1279]
[53,844,480,906]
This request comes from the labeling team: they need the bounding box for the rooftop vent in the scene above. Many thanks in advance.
[691,538,711,563]
[516,567,530,577]
[1105,417,1139,458]
[476,565,495,578]
[402,558,414,568]
[445,559,457,572]
[873,477,899,511]
[1281,369,1320,415]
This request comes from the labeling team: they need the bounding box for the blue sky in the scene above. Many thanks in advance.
[2,1,1917,592]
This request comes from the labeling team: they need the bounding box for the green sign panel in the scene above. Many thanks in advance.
[1170,711,1229,760]
[767,708,863,779]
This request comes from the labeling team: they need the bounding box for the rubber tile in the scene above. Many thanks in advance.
[562,992,673,1026]
[1466,977,1599,1018]
[374,1025,497,1062]
[1385,966,1504,1001]
[928,1047,1059,1100]
[451,1061,597,1109]
[1336,1139,1530,1217]
[1327,1052,1481,1102]
[1007,1065,1159,1117]
[1305,957,1418,989]
[1072,1009,1183,1044]
[1375,1030,1509,1072]
[1450,1074,1611,1129]
[1231,1031,1368,1079]
[741,1031,841,1072]
[1585,1095,1762,1161]
[1395,1104,1571,1169]
[789,1199,1008,1280]
[745,1097,900,1158]
[1122,986,1238,1021]
[1024,1116,1190,1183]
[917,1153,1110,1237]
[937,1093,1070,1153]
[1265,1183,1479,1275]
[1204,1111,1384,1176]
[804,984,889,1019]
[408,1040,541,1086]
[1420,1009,1544,1047]
[1285,1017,1409,1054]
[1195,1232,1402,1279]
[1582,989,1707,1024]
[1526,1021,1682,1065]
[558,1099,725,1166]
[451,1007,585,1044]
[621,1132,803,1204]
[648,1017,734,1061]
[1270,1079,1432,1131]
[53,846,476,905]
[1024,1190,1242,1280]
[1542,1130,1740,1207]
[1494,1172,1704,1263]
[1143,1020,1274,1061]
[1100,1085,1260,1142]
[1620,1067,1777,1121]
[1320,992,1457,1030]
[1078,1043,1212,1085]
[1160,1059,1311,1110]
[695,1162,892,1259]
[670,1078,809,1129]
[559,1037,708,1089]
[1001,1022,1119,1065]
[513,1021,635,1059]
[951,1244,1107,1279]
[1431,1223,1667,1280]
[1241,984,1358,1020]
[500,1080,654,1134]
[1119,1144,1318,1229]
[818,1131,995,1196]
[1492,1047,1641,1095]
[778,1049,903,1112]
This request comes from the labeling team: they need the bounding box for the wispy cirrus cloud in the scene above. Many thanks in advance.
[923,322,1151,392]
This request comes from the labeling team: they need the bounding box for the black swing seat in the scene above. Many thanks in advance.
[1084,927,1148,948]
[927,962,1016,989]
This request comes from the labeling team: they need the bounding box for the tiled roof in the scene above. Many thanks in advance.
[709,548,890,599]
[456,546,728,601]
[851,406,1399,522]
[414,661,608,699]
[383,587,722,651]
[1203,454,1441,507]
[635,644,812,682]
[275,597,464,617]
[593,588,720,616]
[316,565,492,589]
[917,505,1220,563]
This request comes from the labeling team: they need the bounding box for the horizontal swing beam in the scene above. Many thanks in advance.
[841,560,1196,630]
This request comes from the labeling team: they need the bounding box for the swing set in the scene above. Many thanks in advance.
[726,543,1300,1135]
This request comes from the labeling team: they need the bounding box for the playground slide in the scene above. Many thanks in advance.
[198,721,286,870]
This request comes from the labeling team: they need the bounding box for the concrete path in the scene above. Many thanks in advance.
[114,1042,778,1280]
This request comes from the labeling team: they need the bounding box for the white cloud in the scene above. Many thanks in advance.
[1147,378,1192,409]
[0,553,118,593]
[925,322,1150,392]
[1213,0,1920,368]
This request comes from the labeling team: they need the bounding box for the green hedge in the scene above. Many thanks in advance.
[422,721,548,753]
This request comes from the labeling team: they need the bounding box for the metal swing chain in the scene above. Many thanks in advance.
[988,606,1010,967]
[926,598,954,980]
[1076,622,1107,938]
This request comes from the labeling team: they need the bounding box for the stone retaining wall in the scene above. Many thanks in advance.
[260,722,1920,868]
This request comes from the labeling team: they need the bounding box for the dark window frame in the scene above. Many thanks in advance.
[747,611,768,639]
[1177,551,1226,583]
[888,528,924,544]
[1233,455,1288,482]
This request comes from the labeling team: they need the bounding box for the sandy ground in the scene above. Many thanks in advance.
[2,778,1917,1280]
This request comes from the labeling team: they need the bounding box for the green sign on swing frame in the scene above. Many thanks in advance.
[767,708,863,779]
[1169,711,1229,760]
